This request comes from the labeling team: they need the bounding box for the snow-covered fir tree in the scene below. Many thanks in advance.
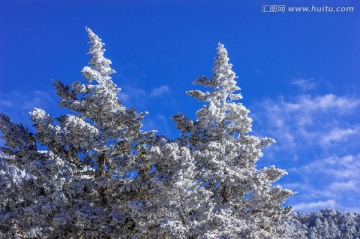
[172,43,294,238]
[0,27,158,238]
[31,27,154,179]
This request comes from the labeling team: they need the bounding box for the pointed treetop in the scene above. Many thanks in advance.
[211,43,242,102]
[184,44,251,136]
[189,43,242,104]
[80,27,124,115]
[82,27,116,83]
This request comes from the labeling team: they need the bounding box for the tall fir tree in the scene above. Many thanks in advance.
[1,28,157,238]
[30,27,154,179]
[173,43,294,238]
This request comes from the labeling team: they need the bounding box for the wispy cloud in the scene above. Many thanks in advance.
[320,127,360,145]
[252,90,360,212]
[289,154,360,212]
[292,78,317,91]
[150,85,170,97]
[279,94,360,114]
[296,94,360,112]
[0,90,55,111]
[118,87,147,108]
[118,85,172,108]
[0,90,56,125]
[296,154,360,179]
[330,180,357,191]
[117,85,176,137]
[252,93,360,155]
[293,200,336,211]
[142,114,172,136]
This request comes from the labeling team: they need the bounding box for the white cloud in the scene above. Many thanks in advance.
[253,93,360,156]
[0,90,56,125]
[289,154,360,212]
[330,180,357,191]
[281,94,360,114]
[117,87,148,109]
[321,127,359,145]
[142,114,172,136]
[150,85,170,97]
[0,100,14,108]
[0,90,55,112]
[293,199,336,211]
[118,85,171,108]
[298,154,360,179]
[302,94,360,112]
[117,92,130,104]
[292,78,317,91]
[253,92,360,212]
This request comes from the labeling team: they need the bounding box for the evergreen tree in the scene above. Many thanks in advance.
[172,43,294,238]
[31,27,153,179]
[1,28,157,238]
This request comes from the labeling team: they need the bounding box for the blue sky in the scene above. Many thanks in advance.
[1,0,359,212]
